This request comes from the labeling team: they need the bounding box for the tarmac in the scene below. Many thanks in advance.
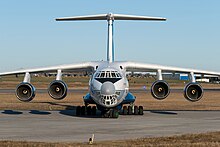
[0,110,219,142]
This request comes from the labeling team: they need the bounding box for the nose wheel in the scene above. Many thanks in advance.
[76,105,119,118]
[101,109,119,118]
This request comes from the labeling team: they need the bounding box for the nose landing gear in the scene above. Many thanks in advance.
[101,109,119,118]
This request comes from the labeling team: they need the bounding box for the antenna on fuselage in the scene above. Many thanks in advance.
[56,13,166,63]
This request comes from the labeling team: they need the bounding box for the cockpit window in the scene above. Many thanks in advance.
[106,71,111,78]
[111,72,116,78]
[95,73,100,78]
[95,70,121,78]
[116,73,120,78]
[95,70,122,83]
[100,72,105,78]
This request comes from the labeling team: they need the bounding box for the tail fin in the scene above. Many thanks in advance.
[56,13,166,62]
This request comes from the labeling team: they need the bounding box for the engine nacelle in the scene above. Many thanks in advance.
[151,80,170,100]
[48,80,68,100]
[184,83,203,102]
[16,82,36,102]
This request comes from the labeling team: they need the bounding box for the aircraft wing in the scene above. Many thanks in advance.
[121,61,220,76]
[0,62,98,76]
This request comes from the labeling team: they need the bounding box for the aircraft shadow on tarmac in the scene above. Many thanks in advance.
[1,102,180,117]
[36,102,103,118]
[1,110,23,115]
[29,110,51,115]
[0,102,99,118]
[59,110,103,118]
[1,110,51,115]
[150,110,178,115]
[35,101,76,110]
[1,109,178,118]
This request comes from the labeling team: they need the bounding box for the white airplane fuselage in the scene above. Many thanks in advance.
[88,62,130,109]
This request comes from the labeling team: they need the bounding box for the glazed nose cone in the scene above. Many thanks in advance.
[101,82,115,95]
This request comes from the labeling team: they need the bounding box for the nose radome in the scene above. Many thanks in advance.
[101,82,115,95]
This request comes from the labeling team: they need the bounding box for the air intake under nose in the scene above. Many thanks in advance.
[101,82,115,95]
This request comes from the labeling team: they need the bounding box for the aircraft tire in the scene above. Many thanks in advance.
[101,111,109,118]
[109,110,114,118]
[128,106,132,115]
[76,106,81,116]
[109,109,119,118]
[102,113,109,118]
[92,106,96,115]
[112,109,119,118]
[122,106,128,115]
[87,106,92,115]
[134,106,139,115]
[81,106,86,115]
[139,106,144,115]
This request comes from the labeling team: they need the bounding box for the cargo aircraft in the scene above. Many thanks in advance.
[1,13,220,118]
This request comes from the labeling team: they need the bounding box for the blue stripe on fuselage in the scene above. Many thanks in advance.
[83,93,96,104]
[121,92,136,104]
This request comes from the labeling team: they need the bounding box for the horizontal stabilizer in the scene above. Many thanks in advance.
[55,13,166,63]
[56,13,166,21]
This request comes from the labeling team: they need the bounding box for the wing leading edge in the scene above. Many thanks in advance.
[121,61,220,76]
[0,62,98,76]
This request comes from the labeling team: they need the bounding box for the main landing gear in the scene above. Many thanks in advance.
[76,106,97,116]
[75,104,143,118]
[121,105,144,115]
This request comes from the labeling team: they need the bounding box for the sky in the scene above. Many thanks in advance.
[0,1,220,72]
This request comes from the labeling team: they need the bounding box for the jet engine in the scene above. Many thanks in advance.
[16,82,36,102]
[151,80,170,100]
[48,80,68,100]
[184,83,203,102]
